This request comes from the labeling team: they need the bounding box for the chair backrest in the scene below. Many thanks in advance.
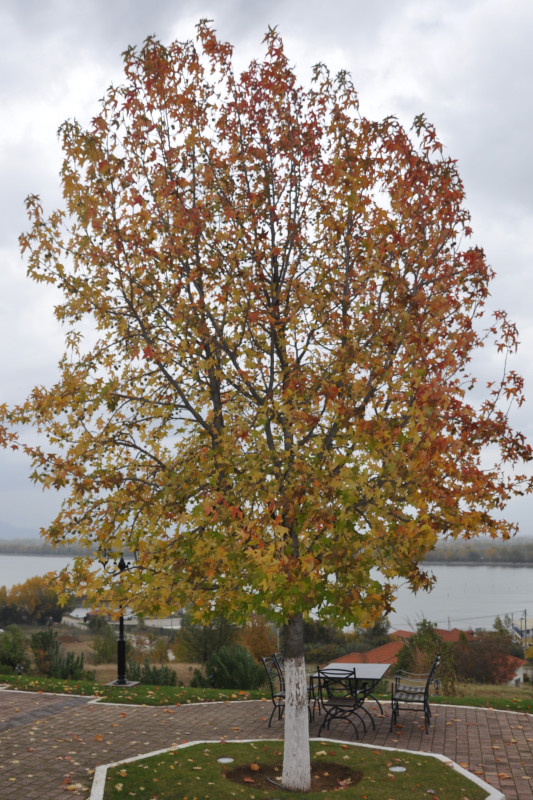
[317,667,358,701]
[394,654,441,696]
[262,655,285,693]
[273,651,284,675]
[426,655,441,690]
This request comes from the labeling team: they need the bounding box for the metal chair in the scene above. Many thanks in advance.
[262,655,285,726]
[316,667,369,738]
[390,654,441,733]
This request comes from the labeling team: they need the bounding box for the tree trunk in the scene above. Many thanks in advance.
[281,613,311,791]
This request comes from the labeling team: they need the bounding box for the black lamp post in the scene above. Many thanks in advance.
[98,549,138,687]
[114,556,129,686]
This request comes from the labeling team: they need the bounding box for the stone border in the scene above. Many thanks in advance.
[89,737,504,800]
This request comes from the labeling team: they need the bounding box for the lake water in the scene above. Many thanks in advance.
[387,564,532,631]
[0,554,530,632]
[0,553,74,590]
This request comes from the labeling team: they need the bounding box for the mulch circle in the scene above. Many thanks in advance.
[225,761,363,792]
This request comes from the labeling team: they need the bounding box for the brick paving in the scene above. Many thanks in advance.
[0,689,532,798]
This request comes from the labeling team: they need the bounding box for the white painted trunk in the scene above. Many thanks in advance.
[281,654,311,791]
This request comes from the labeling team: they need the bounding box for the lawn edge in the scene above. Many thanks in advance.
[88,737,504,800]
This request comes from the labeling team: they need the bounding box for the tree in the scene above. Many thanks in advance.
[173,613,237,663]
[0,586,23,627]
[238,613,278,661]
[91,619,119,664]
[454,630,522,684]
[395,619,456,695]
[0,624,30,672]
[8,574,74,624]
[0,22,531,790]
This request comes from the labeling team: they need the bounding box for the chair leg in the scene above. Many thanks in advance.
[367,693,383,715]
[389,701,397,732]
[359,704,376,730]
[268,701,284,727]
[318,708,361,739]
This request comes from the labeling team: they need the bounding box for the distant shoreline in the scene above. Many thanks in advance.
[0,543,87,557]
[0,550,79,557]
[425,560,533,567]
[0,549,532,567]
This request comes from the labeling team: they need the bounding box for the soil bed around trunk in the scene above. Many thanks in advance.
[226,760,363,791]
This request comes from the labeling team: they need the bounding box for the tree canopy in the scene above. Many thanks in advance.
[0,22,530,629]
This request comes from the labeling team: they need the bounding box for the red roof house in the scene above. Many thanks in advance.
[331,640,403,666]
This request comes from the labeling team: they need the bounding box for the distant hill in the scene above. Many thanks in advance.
[0,520,88,555]
[0,519,42,540]
[424,535,533,565]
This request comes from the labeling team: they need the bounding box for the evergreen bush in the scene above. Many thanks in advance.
[30,628,93,680]
[127,658,177,685]
[193,644,265,690]
[0,624,30,671]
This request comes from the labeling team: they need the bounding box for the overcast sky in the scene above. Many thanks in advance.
[0,0,532,537]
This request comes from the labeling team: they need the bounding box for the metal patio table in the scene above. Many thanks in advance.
[309,662,390,721]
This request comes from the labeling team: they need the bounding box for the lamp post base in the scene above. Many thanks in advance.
[105,679,140,687]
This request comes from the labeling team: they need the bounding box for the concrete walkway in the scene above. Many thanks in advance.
[0,688,532,799]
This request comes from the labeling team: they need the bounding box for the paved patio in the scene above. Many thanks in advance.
[0,688,532,798]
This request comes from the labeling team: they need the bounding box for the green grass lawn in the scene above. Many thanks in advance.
[0,672,266,704]
[3,671,533,712]
[103,740,489,799]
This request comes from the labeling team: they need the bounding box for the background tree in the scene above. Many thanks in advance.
[0,624,30,673]
[0,586,22,627]
[91,618,119,664]
[238,613,278,661]
[395,619,456,695]
[0,575,75,626]
[455,621,524,684]
[0,23,531,791]
[351,617,391,652]
[172,614,237,663]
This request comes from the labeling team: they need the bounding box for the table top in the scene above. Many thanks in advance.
[316,662,391,681]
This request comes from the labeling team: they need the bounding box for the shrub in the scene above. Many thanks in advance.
[31,627,93,680]
[91,622,119,664]
[128,658,177,685]
[193,644,264,690]
[0,624,30,671]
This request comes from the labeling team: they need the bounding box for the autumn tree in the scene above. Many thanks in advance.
[454,629,522,684]
[238,613,278,661]
[1,23,531,790]
[395,619,456,695]
[4,574,74,625]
